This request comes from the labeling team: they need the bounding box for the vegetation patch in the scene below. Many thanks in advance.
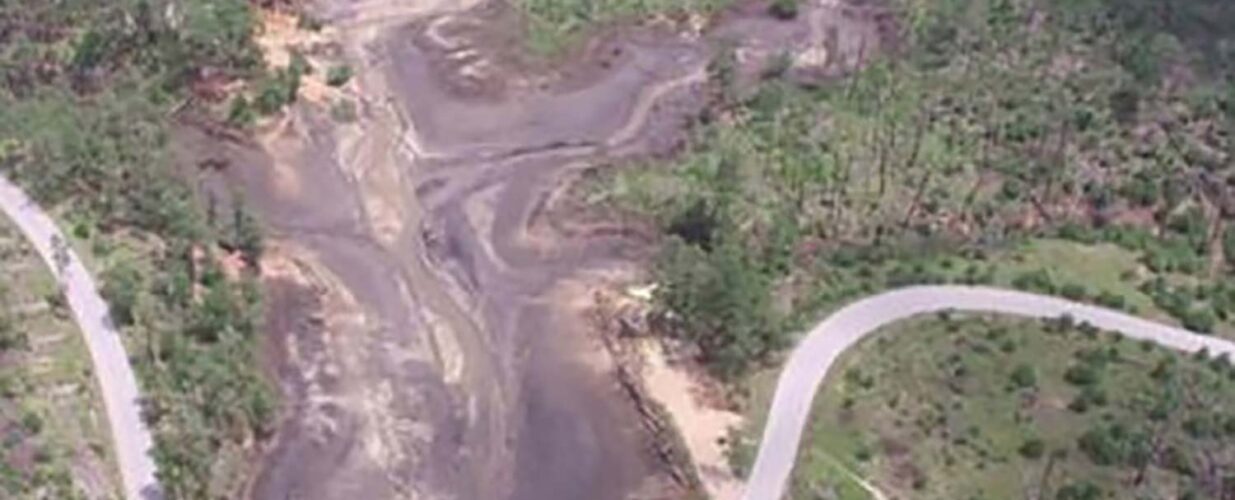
[777,315,1235,499]
[0,217,119,498]
[1,1,280,497]
[591,0,1235,377]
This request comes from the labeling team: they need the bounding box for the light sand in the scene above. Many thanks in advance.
[639,339,744,500]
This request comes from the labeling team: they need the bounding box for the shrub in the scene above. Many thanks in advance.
[768,0,798,20]
[227,95,256,127]
[1013,269,1055,294]
[1181,306,1216,333]
[327,64,354,87]
[1060,283,1088,301]
[1009,364,1037,389]
[1018,437,1046,459]
[1077,424,1149,467]
[1095,291,1126,310]
[101,260,143,327]
[1056,481,1103,500]
[1064,364,1100,386]
[1068,386,1108,413]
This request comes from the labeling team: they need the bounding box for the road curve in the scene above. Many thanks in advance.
[0,176,160,500]
[741,285,1235,500]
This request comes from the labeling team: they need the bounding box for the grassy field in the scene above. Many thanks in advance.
[0,217,119,498]
[741,315,1235,500]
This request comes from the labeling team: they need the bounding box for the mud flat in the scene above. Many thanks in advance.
[212,1,888,499]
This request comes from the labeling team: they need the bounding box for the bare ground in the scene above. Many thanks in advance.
[192,0,891,499]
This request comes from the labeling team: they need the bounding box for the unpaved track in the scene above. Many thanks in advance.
[741,285,1235,500]
[0,176,159,500]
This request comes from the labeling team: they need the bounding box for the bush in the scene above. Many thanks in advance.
[101,260,143,327]
[1012,269,1055,294]
[227,95,256,127]
[1060,283,1088,301]
[1095,290,1126,310]
[326,64,354,87]
[1068,386,1108,413]
[1064,364,1100,386]
[254,69,301,114]
[768,0,799,20]
[1018,437,1046,459]
[1077,423,1149,467]
[1056,481,1103,500]
[1009,364,1037,389]
[1181,306,1216,333]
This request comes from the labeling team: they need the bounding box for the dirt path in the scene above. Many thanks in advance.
[216,1,885,499]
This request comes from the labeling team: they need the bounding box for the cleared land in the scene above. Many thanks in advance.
[0,216,119,499]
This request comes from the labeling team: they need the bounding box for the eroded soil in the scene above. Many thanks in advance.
[216,1,887,499]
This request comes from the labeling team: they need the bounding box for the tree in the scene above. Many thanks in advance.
[101,259,143,327]
[657,239,779,377]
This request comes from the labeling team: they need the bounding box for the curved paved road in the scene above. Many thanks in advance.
[0,176,160,500]
[741,285,1235,500]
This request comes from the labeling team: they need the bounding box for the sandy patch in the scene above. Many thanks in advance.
[639,339,744,499]
[254,9,347,107]
[254,115,305,199]
[335,101,410,247]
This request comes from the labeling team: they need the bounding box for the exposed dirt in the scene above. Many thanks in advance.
[639,339,745,500]
[206,1,889,499]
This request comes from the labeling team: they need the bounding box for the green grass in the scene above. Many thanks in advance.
[750,314,1235,499]
[991,239,1152,310]
[781,237,1235,341]
[0,218,120,499]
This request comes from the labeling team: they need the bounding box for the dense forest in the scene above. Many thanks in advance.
[600,0,1235,377]
[0,0,283,497]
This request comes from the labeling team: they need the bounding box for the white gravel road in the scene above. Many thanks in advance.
[0,176,160,500]
[741,285,1235,500]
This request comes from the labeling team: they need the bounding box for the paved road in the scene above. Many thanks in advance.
[741,285,1235,500]
[0,176,160,500]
